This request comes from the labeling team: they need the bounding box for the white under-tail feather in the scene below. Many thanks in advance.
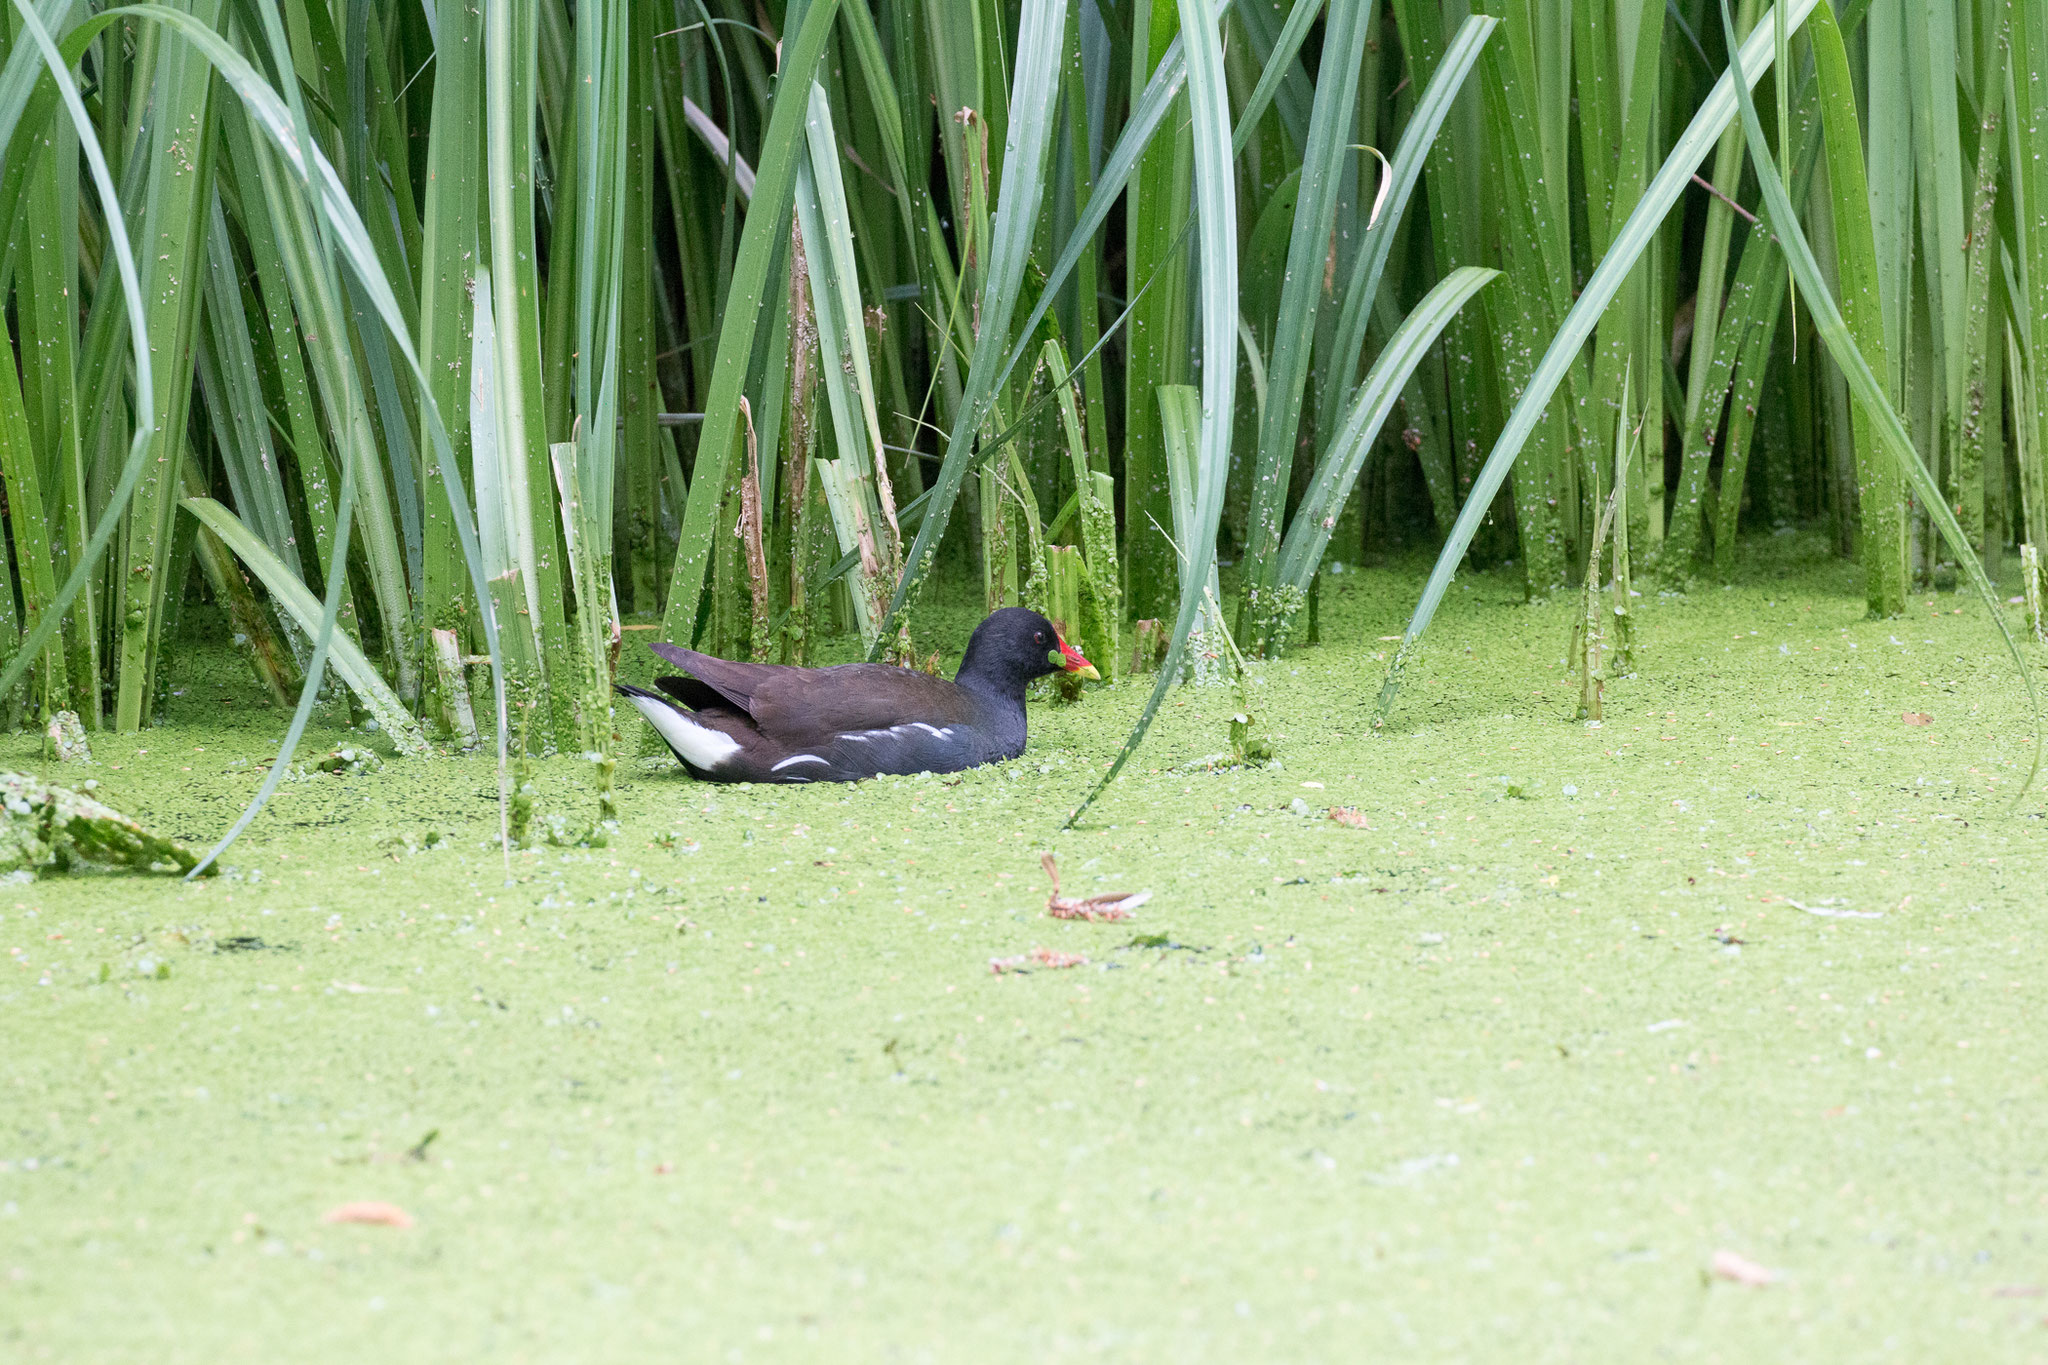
[624,693,740,771]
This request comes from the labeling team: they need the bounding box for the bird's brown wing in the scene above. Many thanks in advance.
[745,664,984,743]
[646,645,982,744]
[650,674,728,712]
[647,643,783,712]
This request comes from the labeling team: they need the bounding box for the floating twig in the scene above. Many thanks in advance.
[990,946,1090,975]
[321,1201,414,1229]
[1042,853,1149,921]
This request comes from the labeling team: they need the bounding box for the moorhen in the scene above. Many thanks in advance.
[617,607,1100,783]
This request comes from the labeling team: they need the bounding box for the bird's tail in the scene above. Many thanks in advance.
[615,682,740,772]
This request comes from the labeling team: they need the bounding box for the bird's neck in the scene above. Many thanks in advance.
[953,657,1030,711]
[953,663,1030,759]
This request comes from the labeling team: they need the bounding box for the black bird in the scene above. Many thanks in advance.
[617,607,1100,783]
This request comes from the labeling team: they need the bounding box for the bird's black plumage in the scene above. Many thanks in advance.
[616,607,1098,783]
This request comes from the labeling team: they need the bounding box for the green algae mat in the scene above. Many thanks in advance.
[6,542,2047,1361]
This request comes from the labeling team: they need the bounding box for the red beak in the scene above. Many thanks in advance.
[1057,635,1100,680]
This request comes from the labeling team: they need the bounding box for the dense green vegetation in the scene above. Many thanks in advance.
[3,0,2045,831]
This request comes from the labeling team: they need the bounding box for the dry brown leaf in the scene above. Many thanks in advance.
[322,1201,414,1229]
[990,946,1090,975]
[1046,897,1147,922]
[1041,853,1148,921]
[1328,807,1370,829]
[1709,1249,1776,1286]
[1902,712,1933,726]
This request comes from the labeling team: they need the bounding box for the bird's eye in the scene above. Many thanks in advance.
[1035,632,1045,644]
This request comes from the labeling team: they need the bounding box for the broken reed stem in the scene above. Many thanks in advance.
[785,218,819,665]
[2025,544,2046,645]
[1576,487,1622,722]
[430,628,479,749]
[737,398,773,662]
[1609,402,1638,676]
[1131,619,1167,674]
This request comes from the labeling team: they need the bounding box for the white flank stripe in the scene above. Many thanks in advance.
[911,722,952,739]
[771,754,830,772]
[625,694,741,770]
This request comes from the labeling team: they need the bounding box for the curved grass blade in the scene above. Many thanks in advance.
[1232,0,1320,159]
[183,499,429,753]
[185,435,366,874]
[1676,0,1763,481]
[1154,385,1224,675]
[1713,0,2038,793]
[1066,0,1235,828]
[1232,0,1315,149]
[1312,14,1497,467]
[831,0,914,236]
[680,95,755,201]
[198,201,301,577]
[1665,216,1784,567]
[1708,274,1792,573]
[0,0,155,710]
[1275,267,1499,593]
[1374,0,1825,725]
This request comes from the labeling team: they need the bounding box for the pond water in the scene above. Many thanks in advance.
[3,532,2042,1360]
